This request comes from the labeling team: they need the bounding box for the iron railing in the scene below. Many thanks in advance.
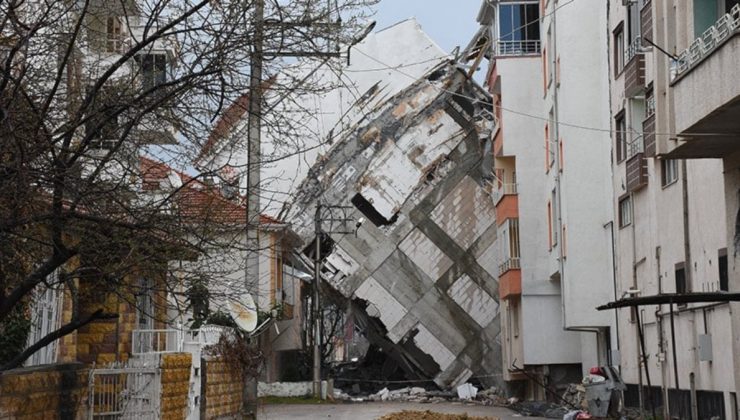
[89,361,160,419]
[492,183,518,205]
[132,326,225,355]
[626,134,645,160]
[624,36,643,64]
[498,257,521,276]
[672,4,740,80]
[496,40,541,56]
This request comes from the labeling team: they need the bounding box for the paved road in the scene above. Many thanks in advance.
[257,402,529,419]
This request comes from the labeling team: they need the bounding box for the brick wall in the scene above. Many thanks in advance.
[160,353,192,420]
[0,363,88,419]
[203,357,245,419]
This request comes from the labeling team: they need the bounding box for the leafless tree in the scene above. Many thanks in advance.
[0,0,376,370]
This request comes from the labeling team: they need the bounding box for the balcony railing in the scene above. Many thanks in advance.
[498,257,521,276]
[492,183,518,205]
[626,134,644,160]
[624,37,643,64]
[672,4,740,80]
[132,326,224,355]
[496,40,541,56]
[132,329,182,354]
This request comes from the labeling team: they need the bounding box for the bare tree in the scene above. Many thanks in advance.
[0,0,375,370]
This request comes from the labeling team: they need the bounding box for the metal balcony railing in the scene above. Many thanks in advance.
[626,134,644,160]
[492,183,518,205]
[624,36,643,64]
[496,40,541,56]
[498,257,521,276]
[672,4,740,80]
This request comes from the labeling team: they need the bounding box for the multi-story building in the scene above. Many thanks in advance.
[480,0,616,398]
[606,0,739,417]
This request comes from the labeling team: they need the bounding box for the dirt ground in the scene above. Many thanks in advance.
[257,402,527,420]
[379,410,498,420]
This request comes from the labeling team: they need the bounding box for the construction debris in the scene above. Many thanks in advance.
[379,411,498,420]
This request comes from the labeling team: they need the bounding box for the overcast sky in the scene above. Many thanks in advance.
[372,0,482,54]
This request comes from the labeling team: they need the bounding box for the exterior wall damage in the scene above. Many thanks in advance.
[284,61,501,388]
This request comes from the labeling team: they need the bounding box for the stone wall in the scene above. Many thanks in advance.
[203,357,245,418]
[0,363,88,419]
[160,353,192,420]
[257,381,312,397]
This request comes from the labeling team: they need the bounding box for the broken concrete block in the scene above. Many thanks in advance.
[456,383,478,400]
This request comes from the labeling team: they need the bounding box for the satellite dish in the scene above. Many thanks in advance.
[229,294,258,332]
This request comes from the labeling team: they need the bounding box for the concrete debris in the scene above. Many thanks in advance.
[508,401,569,419]
[285,59,500,390]
[561,383,587,410]
[456,383,478,400]
[346,386,507,406]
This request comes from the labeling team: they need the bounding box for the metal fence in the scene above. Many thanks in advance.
[496,40,541,56]
[132,329,182,355]
[89,362,160,419]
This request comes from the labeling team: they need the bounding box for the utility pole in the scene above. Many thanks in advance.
[311,203,355,398]
[244,0,263,417]
[313,203,323,398]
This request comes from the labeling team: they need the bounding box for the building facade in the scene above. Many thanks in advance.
[607,0,740,417]
[481,0,617,398]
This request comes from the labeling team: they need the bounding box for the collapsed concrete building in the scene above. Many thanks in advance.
[283,60,502,388]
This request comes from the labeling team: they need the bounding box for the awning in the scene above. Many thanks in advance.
[596,292,740,310]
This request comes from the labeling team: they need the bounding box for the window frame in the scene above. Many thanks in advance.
[618,195,632,228]
[719,248,729,292]
[661,159,679,187]
[615,109,627,163]
[496,1,542,55]
[613,22,625,76]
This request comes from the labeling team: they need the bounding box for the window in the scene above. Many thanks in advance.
[615,110,627,162]
[551,189,558,246]
[661,159,679,187]
[618,195,632,228]
[497,1,541,55]
[544,122,550,170]
[719,248,728,292]
[558,137,564,171]
[139,54,167,91]
[613,22,625,76]
[106,16,124,53]
[675,263,688,294]
[25,271,62,366]
[562,224,567,258]
[85,87,120,145]
[547,200,553,249]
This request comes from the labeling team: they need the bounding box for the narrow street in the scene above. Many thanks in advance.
[257,402,532,420]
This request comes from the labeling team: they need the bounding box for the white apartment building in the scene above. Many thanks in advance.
[480,0,616,398]
[606,0,740,418]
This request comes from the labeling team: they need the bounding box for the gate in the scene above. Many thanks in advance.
[89,361,161,419]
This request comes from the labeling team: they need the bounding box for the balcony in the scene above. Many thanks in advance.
[132,326,223,355]
[667,4,740,159]
[624,38,645,97]
[496,40,541,57]
[495,191,519,226]
[498,258,521,300]
[626,148,648,193]
[492,183,518,205]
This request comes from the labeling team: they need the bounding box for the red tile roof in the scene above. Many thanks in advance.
[139,156,280,225]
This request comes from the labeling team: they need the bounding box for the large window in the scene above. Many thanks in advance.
[25,271,63,366]
[719,248,728,292]
[497,1,541,55]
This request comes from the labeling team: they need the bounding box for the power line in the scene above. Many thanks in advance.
[352,48,738,138]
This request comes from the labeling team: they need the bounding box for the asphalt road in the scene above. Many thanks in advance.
[256,402,530,419]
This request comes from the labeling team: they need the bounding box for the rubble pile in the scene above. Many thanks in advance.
[379,410,498,420]
[333,384,507,406]
[561,383,587,410]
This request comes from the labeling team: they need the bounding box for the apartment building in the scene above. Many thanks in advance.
[606,0,740,417]
[480,0,616,398]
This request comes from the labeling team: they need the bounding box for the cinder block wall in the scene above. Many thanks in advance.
[0,363,88,419]
[204,357,245,418]
[160,353,192,420]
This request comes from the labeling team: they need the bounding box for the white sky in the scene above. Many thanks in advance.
[373,0,482,54]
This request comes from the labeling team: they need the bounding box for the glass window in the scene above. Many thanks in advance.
[497,2,540,54]
[140,54,167,90]
[661,159,679,186]
[619,196,632,228]
[719,249,728,292]
[615,111,627,162]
